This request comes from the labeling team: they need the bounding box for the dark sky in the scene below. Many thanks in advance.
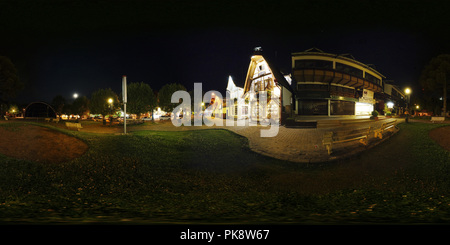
[1,0,450,104]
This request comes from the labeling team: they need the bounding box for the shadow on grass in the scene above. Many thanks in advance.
[0,122,449,224]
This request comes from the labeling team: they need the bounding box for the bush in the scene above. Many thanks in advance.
[371,110,379,117]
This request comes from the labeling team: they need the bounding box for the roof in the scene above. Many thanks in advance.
[292,48,386,79]
[243,48,294,94]
[264,56,294,93]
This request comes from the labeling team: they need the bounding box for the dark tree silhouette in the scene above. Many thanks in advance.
[419,54,450,116]
[90,88,119,116]
[125,82,156,119]
[0,56,23,102]
[157,83,187,113]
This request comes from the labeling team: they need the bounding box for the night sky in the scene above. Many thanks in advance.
[1,0,450,104]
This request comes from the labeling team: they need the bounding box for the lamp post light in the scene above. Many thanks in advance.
[405,88,411,123]
[108,98,113,126]
[405,88,411,96]
[108,98,113,118]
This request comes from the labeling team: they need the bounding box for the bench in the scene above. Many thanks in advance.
[374,120,397,139]
[322,127,371,155]
[3,116,8,120]
[65,122,83,131]
[431,117,445,123]
[53,118,60,123]
[45,118,51,122]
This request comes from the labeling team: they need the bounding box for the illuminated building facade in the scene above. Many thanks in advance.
[241,48,294,122]
[225,76,245,118]
[291,48,385,116]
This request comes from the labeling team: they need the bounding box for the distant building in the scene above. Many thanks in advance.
[225,75,245,118]
[383,80,407,115]
[291,48,385,116]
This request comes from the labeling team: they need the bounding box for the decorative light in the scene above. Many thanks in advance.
[387,102,394,109]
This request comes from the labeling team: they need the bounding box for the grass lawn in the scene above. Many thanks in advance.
[0,121,449,224]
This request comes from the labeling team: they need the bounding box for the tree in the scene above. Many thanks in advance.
[125,82,156,119]
[157,83,187,113]
[51,95,66,116]
[0,56,23,102]
[90,88,119,116]
[419,54,450,116]
[72,95,90,117]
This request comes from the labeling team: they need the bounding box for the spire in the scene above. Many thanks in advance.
[226,75,236,91]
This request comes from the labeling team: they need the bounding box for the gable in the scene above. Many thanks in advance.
[243,54,293,94]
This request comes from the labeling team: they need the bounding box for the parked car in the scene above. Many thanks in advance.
[142,116,152,121]
[160,115,171,120]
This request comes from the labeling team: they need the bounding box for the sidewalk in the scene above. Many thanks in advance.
[222,118,403,163]
[126,117,403,163]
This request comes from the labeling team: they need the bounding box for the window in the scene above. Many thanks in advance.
[295,59,333,69]
[365,72,381,85]
[297,84,328,91]
[335,63,363,78]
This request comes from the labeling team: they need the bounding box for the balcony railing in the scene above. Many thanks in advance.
[293,68,382,93]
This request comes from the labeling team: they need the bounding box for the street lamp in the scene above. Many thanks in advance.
[107,98,113,126]
[405,88,411,122]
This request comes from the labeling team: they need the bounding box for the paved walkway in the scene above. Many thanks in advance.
[121,117,404,163]
[222,118,402,163]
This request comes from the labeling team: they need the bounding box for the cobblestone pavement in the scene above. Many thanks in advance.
[222,118,402,163]
[122,117,404,163]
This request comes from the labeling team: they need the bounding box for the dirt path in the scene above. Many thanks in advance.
[0,122,88,163]
[429,125,450,151]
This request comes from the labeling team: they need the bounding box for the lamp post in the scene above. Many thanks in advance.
[122,76,127,134]
[108,98,113,126]
[405,88,411,123]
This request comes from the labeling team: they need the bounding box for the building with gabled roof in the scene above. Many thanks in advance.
[241,47,294,123]
[225,75,245,118]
